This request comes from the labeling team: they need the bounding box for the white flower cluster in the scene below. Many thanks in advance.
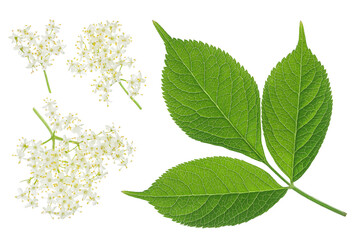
[15,99,134,219]
[67,21,146,106]
[10,19,65,73]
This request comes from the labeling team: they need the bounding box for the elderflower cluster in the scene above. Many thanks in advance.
[15,99,134,219]
[67,21,146,105]
[9,19,65,73]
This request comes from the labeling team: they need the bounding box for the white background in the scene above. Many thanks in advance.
[0,0,359,239]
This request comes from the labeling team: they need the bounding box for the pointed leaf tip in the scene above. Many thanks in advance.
[122,190,136,196]
[122,190,134,196]
[121,191,129,196]
[153,21,172,43]
[122,190,148,200]
[298,21,307,47]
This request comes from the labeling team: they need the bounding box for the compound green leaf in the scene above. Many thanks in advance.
[123,156,287,228]
[262,22,332,182]
[153,21,266,163]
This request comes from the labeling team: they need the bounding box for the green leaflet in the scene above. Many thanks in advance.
[153,21,266,163]
[123,157,287,228]
[262,22,332,182]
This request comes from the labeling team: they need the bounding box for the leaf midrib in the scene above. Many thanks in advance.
[136,188,286,198]
[164,38,265,163]
[291,43,305,181]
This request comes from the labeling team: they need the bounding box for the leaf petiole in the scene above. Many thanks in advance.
[265,161,346,216]
[289,184,347,217]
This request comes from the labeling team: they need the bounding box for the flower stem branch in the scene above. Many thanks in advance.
[42,137,52,145]
[118,82,142,110]
[34,108,80,147]
[33,108,52,135]
[43,70,52,93]
[53,135,80,145]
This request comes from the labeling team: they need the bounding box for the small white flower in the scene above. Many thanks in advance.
[25,198,39,208]
[15,188,27,201]
[46,19,60,33]
[19,138,30,151]
[16,148,25,160]
[71,124,83,135]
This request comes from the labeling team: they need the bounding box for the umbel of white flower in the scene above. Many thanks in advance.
[9,20,66,93]
[15,99,134,219]
[67,21,146,109]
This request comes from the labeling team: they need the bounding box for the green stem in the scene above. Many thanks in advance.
[42,137,52,145]
[118,82,142,110]
[67,145,79,153]
[52,134,55,150]
[53,135,80,145]
[264,161,346,216]
[43,70,52,93]
[34,108,80,151]
[290,184,347,217]
[33,108,52,136]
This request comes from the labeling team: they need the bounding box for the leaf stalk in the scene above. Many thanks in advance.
[289,184,347,217]
[264,161,346,217]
